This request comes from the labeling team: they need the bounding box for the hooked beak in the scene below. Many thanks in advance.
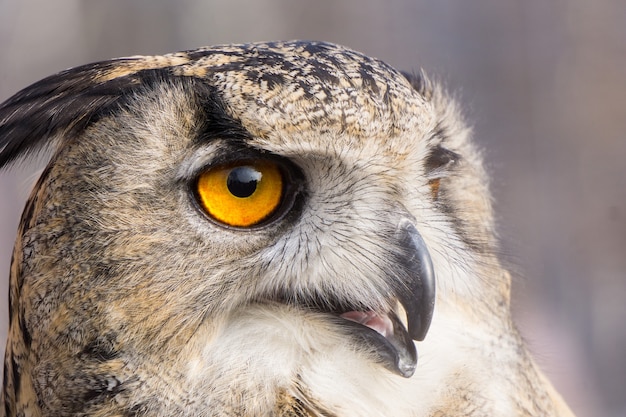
[339,219,436,377]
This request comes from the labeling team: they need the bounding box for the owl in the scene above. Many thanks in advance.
[0,41,574,416]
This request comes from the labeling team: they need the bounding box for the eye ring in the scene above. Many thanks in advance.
[195,159,287,228]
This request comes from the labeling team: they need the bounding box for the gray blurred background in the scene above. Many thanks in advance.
[1,1,624,415]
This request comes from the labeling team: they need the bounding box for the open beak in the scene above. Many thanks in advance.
[339,220,436,378]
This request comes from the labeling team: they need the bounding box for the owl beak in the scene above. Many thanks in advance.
[338,220,435,378]
[395,219,436,342]
[339,309,419,377]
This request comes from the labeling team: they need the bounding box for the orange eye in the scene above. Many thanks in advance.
[196,160,284,227]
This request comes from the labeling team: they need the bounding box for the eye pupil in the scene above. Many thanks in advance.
[227,166,261,198]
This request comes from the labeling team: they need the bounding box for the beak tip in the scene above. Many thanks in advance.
[396,220,436,342]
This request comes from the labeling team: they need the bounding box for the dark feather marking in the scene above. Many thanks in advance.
[2,360,10,416]
[124,402,148,417]
[0,61,125,167]
[17,315,31,350]
[191,80,252,145]
[358,62,381,95]
[81,375,124,403]
[1,361,7,394]
[400,70,432,100]
[10,356,20,404]
[0,62,206,169]
[6,254,15,326]
[425,143,461,174]
[80,333,120,362]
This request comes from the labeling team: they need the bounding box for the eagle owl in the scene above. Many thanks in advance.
[0,41,574,416]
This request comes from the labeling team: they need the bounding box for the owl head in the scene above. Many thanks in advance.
[0,41,569,417]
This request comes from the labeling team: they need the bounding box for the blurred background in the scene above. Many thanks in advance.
[1,1,624,415]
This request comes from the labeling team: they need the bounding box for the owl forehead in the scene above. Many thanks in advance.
[0,40,433,172]
[163,41,431,142]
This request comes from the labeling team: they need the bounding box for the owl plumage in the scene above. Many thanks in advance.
[0,41,573,416]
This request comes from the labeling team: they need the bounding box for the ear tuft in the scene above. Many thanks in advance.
[0,59,173,169]
[400,70,433,101]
